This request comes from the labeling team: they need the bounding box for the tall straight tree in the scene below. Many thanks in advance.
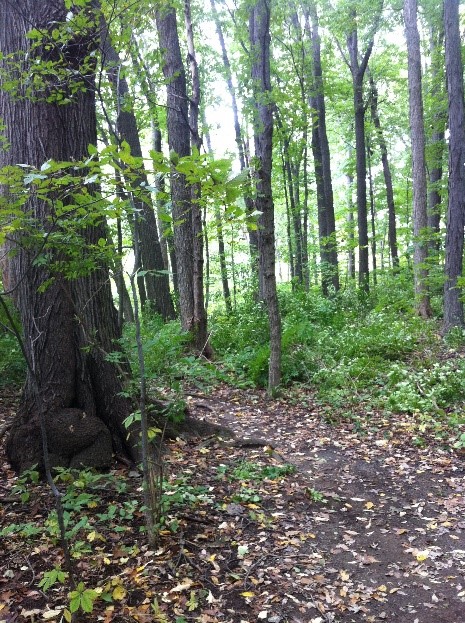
[184,0,209,353]
[155,4,208,350]
[344,3,383,291]
[404,0,432,317]
[249,0,281,391]
[369,75,399,269]
[0,0,135,472]
[210,0,259,265]
[305,1,339,294]
[443,0,465,331]
[100,28,175,320]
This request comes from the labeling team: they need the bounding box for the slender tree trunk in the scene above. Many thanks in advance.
[347,20,374,292]
[1,1,135,472]
[151,121,179,298]
[404,0,432,317]
[367,140,377,285]
[427,27,446,255]
[155,7,196,334]
[369,75,399,269]
[184,0,209,354]
[101,30,174,320]
[306,2,339,292]
[346,171,356,280]
[210,0,259,267]
[204,125,232,313]
[249,0,281,392]
[443,0,465,330]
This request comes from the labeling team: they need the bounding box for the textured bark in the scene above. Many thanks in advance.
[427,27,446,253]
[155,7,195,333]
[443,0,465,331]
[346,171,356,280]
[404,0,432,317]
[369,76,399,269]
[249,0,281,391]
[101,31,174,320]
[306,2,339,293]
[184,0,209,354]
[0,1,135,472]
[367,140,377,285]
[347,19,374,292]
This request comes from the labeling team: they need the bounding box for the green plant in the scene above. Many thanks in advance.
[39,566,68,591]
[306,488,327,503]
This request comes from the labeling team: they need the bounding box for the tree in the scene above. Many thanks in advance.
[155,4,208,350]
[404,0,432,317]
[443,0,465,331]
[0,1,135,472]
[249,0,282,391]
[100,24,175,320]
[341,2,383,291]
[369,74,399,269]
[305,0,339,294]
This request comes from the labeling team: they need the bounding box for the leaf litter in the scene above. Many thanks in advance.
[0,383,465,622]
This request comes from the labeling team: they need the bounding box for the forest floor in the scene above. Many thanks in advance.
[1,383,465,623]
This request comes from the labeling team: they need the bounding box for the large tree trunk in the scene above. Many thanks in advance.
[404,0,432,318]
[0,1,135,473]
[249,0,281,392]
[443,0,465,331]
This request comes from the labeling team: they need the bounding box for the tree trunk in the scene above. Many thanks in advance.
[369,75,399,269]
[427,26,446,255]
[210,0,259,268]
[249,0,281,392]
[367,139,377,285]
[155,7,196,334]
[443,0,465,331]
[347,21,373,292]
[184,0,210,354]
[306,2,339,293]
[204,125,232,313]
[101,29,175,320]
[404,0,432,318]
[0,1,135,473]
[346,171,356,280]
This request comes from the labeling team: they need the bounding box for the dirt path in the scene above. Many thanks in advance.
[189,386,465,623]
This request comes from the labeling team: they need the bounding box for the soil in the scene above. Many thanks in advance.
[1,383,465,623]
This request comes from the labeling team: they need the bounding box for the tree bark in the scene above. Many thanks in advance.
[443,0,465,331]
[184,0,209,354]
[369,75,399,269]
[427,26,446,254]
[249,0,281,392]
[404,0,432,318]
[346,19,374,292]
[101,28,175,320]
[306,2,339,293]
[0,1,136,472]
[155,7,196,334]
[210,0,259,268]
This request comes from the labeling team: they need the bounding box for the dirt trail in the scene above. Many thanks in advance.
[190,386,465,623]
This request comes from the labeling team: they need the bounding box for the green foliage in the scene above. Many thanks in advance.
[0,300,25,385]
[39,566,69,592]
[218,460,296,482]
